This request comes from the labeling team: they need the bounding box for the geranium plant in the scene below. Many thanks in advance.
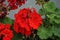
[0,0,60,40]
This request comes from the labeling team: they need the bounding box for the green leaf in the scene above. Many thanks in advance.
[39,9,44,15]
[54,18,60,24]
[12,32,23,40]
[54,8,60,24]
[55,8,60,13]
[0,17,13,25]
[53,26,60,37]
[47,14,56,19]
[43,2,56,12]
[37,25,53,39]
[47,13,60,24]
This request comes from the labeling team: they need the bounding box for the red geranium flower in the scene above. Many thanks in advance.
[0,23,13,40]
[0,0,5,3]
[9,4,18,10]
[7,0,27,10]
[13,8,42,36]
[16,0,26,6]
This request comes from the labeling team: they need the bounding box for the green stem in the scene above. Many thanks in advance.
[41,1,49,28]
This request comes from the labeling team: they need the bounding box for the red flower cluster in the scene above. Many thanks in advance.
[0,23,13,40]
[0,0,5,3]
[13,8,42,36]
[7,0,26,10]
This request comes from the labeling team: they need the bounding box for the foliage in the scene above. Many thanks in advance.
[37,25,53,39]
[38,1,60,40]
[0,17,13,25]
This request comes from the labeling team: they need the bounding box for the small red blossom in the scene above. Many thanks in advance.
[0,23,5,31]
[0,3,9,18]
[9,4,18,10]
[1,29,13,39]
[0,0,5,3]
[16,0,26,6]
[13,8,42,36]
[0,23,13,40]
[7,0,27,10]
[3,36,11,40]
[5,24,10,29]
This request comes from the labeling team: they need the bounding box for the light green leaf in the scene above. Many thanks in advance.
[37,25,53,39]
[43,2,56,12]
[47,14,56,19]
[47,13,60,24]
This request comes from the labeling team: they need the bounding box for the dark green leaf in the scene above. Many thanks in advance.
[0,17,13,25]
[39,9,44,15]
[12,32,23,40]
[53,26,60,37]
